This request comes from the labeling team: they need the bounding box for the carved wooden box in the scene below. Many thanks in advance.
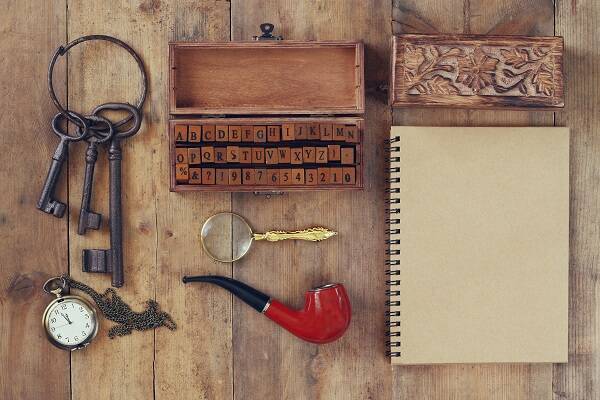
[390,34,564,109]
[169,40,365,192]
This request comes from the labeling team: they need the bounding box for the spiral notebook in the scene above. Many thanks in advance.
[386,126,569,365]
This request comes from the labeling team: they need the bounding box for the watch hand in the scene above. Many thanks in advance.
[53,323,70,329]
[60,313,73,324]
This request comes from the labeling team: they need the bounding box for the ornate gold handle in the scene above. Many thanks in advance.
[253,227,337,242]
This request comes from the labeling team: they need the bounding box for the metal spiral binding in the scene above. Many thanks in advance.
[385,135,402,358]
[384,311,401,317]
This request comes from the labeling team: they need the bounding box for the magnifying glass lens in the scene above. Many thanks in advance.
[201,213,253,262]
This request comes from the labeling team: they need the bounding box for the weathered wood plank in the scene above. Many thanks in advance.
[554,1,600,399]
[230,1,392,399]
[0,1,69,399]
[66,1,234,399]
[392,0,555,399]
[66,1,161,398]
[155,2,233,400]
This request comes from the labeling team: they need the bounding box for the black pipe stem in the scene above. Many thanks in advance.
[182,275,270,313]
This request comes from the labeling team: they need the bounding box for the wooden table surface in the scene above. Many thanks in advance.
[1,1,597,399]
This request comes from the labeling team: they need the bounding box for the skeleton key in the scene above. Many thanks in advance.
[37,112,89,217]
[82,103,142,287]
[77,115,114,235]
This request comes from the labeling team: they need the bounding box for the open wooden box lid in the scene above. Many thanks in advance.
[169,41,364,116]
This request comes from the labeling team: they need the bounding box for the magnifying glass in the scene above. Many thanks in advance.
[200,212,337,263]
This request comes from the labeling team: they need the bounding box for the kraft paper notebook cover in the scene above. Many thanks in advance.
[386,126,569,365]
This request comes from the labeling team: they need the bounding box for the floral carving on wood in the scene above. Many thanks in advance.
[456,47,498,91]
[402,43,557,97]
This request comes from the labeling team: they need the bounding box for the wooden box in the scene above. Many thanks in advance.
[169,40,365,192]
[390,34,564,109]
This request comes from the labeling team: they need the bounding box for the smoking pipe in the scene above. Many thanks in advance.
[182,275,351,344]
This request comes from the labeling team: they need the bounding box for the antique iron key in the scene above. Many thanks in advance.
[46,35,147,288]
[82,103,142,287]
[37,112,89,217]
[77,115,114,235]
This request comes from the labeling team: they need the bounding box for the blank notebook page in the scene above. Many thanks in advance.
[390,126,569,365]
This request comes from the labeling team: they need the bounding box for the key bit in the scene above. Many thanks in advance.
[78,210,101,233]
[82,249,112,273]
[39,199,67,218]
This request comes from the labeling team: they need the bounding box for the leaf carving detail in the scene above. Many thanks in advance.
[412,76,460,95]
[500,48,529,69]
[404,45,463,90]
[532,69,554,96]
[403,45,426,77]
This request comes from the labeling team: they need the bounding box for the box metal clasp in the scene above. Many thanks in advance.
[253,23,283,41]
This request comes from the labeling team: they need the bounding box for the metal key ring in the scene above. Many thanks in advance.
[91,102,142,139]
[85,115,114,144]
[51,111,89,142]
[47,35,147,130]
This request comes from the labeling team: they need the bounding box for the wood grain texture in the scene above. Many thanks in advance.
[0,1,69,399]
[554,1,600,399]
[66,1,158,398]
[65,1,233,400]
[155,2,233,399]
[392,0,555,399]
[3,0,600,399]
[230,1,392,399]
[169,41,365,115]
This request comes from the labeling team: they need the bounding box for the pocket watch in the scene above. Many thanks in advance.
[42,277,99,351]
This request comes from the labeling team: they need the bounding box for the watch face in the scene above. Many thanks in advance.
[44,296,98,349]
